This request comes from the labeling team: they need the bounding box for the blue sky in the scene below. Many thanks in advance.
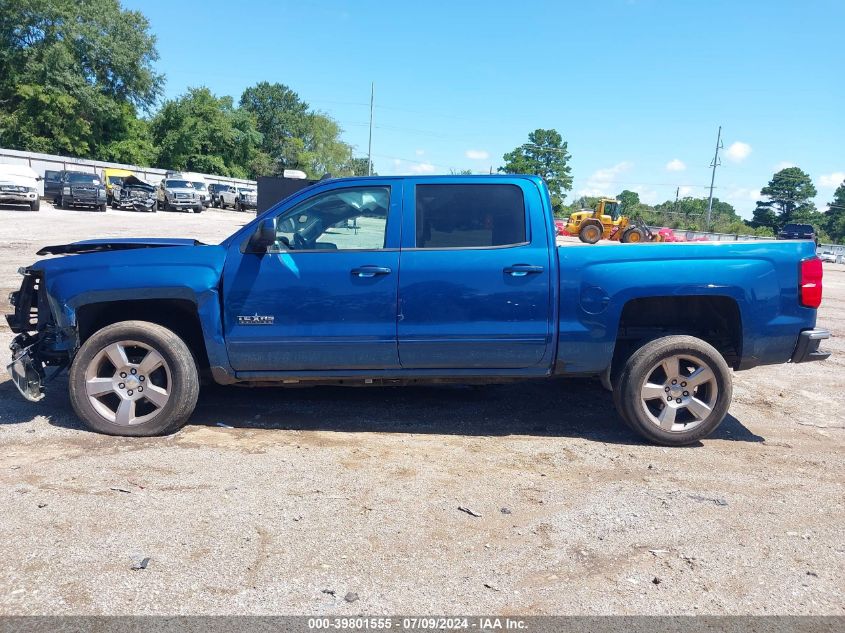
[123,0,843,218]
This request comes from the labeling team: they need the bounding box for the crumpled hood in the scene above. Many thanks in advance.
[37,238,203,256]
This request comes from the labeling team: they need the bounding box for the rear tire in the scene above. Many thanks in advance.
[98,203,107,212]
[69,321,199,436]
[614,335,732,446]
[579,223,602,244]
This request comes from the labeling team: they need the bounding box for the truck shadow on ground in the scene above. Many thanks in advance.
[0,376,763,446]
[0,203,40,212]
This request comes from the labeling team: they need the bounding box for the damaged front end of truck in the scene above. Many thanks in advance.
[6,267,74,401]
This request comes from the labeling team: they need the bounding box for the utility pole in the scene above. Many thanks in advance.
[706,125,723,231]
[367,82,374,176]
[670,186,679,226]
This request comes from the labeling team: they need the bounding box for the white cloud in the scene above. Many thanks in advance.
[465,149,490,160]
[575,161,634,198]
[725,141,752,163]
[415,149,425,156]
[678,186,694,197]
[632,186,659,205]
[818,172,845,188]
[665,159,686,172]
[387,158,437,176]
[409,162,435,175]
[720,186,762,220]
[774,161,795,171]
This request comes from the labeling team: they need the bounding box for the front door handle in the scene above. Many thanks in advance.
[504,264,544,277]
[351,265,392,278]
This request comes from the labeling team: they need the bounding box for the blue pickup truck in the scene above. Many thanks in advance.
[5,175,830,445]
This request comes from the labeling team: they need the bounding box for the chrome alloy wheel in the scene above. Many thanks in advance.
[638,353,718,433]
[83,340,171,426]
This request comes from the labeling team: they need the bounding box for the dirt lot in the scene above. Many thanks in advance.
[0,202,843,615]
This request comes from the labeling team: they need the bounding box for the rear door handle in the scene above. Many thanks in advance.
[351,265,392,278]
[504,264,544,277]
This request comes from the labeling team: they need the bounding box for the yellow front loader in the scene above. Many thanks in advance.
[565,198,652,244]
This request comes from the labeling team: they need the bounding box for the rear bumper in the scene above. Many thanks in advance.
[790,328,831,363]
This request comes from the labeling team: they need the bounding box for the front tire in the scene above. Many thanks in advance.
[614,335,732,446]
[30,199,40,211]
[621,227,645,243]
[69,321,200,436]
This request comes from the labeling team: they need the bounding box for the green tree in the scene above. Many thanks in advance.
[98,113,156,166]
[239,82,354,178]
[295,113,354,178]
[751,167,817,231]
[500,129,572,211]
[150,87,262,178]
[616,190,640,214]
[824,180,845,243]
[348,158,372,176]
[0,0,161,158]
[239,82,310,171]
[652,197,741,232]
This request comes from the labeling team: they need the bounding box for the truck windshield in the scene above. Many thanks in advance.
[192,182,207,191]
[165,180,193,188]
[68,173,101,184]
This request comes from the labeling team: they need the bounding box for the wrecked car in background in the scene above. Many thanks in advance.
[111,175,157,212]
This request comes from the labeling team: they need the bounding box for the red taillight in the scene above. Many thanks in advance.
[799,257,823,308]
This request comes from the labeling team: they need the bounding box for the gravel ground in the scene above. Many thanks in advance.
[0,202,843,615]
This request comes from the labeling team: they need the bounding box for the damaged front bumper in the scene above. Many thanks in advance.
[6,268,70,402]
[7,339,45,401]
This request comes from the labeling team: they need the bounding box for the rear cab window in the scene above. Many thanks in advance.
[413,183,527,248]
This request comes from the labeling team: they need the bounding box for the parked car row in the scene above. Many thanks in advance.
[22,167,255,214]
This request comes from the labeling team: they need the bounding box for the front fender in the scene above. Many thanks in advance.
[33,245,230,371]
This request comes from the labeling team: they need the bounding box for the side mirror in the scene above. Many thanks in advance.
[245,218,276,254]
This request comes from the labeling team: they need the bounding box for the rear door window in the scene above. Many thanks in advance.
[414,184,526,248]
